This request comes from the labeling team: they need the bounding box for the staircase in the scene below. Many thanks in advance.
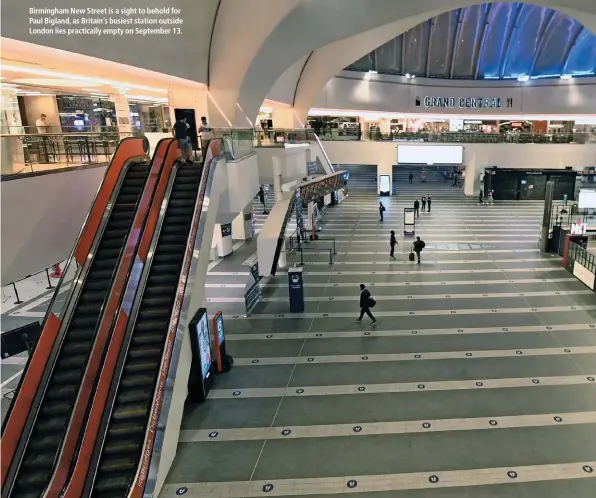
[253,185,298,235]
[339,164,377,193]
[392,165,466,200]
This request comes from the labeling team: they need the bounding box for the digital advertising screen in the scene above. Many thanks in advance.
[578,189,596,209]
[398,145,463,165]
[194,312,212,380]
[214,311,225,346]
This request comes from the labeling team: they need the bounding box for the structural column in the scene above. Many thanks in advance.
[110,93,132,139]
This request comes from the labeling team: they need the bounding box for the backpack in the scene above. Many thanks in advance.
[420,240,426,249]
[380,205,386,212]
[368,297,377,308]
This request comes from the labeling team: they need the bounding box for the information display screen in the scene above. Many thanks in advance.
[215,312,225,346]
[194,312,212,380]
[398,145,463,165]
[404,209,415,225]
[578,189,596,209]
[379,175,391,193]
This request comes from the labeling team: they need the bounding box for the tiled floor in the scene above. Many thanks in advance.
[161,182,596,497]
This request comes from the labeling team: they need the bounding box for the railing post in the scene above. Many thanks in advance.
[328,249,332,265]
[12,282,22,305]
[332,239,336,255]
[45,268,54,289]
[299,248,305,266]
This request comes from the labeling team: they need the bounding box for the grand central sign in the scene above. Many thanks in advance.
[416,96,513,109]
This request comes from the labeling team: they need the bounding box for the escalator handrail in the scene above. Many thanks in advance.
[131,139,224,498]
[41,138,175,498]
[61,139,182,498]
[0,138,147,488]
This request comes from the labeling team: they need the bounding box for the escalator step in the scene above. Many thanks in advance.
[98,457,138,473]
[124,359,160,374]
[56,353,87,370]
[44,383,78,400]
[94,472,134,493]
[131,332,167,347]
[112,403,150,421]
[116,388,153,404]
[106,419,145,436]
[120,373,154,389]
[51,368,85,385]
[140,295,175,308]
[28,433,63,452]
[102,437,142,456]
[142,284,177,298]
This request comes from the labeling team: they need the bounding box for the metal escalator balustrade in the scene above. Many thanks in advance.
[5,161,150,498]
[90,163,203,497]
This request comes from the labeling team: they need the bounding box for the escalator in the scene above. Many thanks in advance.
[89,163,203,497]
[5,161,151,498]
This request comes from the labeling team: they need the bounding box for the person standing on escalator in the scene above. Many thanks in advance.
[173,116,194,164]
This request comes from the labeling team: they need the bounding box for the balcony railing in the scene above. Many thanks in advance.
[253,128,596,145]
[1,130,138,176]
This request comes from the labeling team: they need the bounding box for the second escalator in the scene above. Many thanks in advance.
[90,163,203,497]
[10,161,151,498]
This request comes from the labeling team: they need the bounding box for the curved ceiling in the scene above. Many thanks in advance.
[345,2,596,80]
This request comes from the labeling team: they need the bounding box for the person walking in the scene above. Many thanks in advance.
[357,284,377,324]
[409,172,414,184]
[379,201,386,222]
[413,199,420,218]
[427,195,432,213]
[199,116,213,153]
[421,195,427,212]
[413,236,426,264]
[478,190,484,205]
[390,230,397,260]
[258,185,269,214]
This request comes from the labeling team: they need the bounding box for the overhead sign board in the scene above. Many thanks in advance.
[416,96,513,109]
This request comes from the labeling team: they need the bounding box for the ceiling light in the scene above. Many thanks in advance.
[368,70,378,74]
[1,65,167,94]
[560,74,572,80]
[517,75,529,82]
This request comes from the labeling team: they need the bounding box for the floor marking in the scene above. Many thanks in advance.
[210,374,596,399]
[10,311,46,318]
[235,345,596,366]
[300,267,564,276]
[207,259,224,272]
[180,411,596,442]
[226,323,596,341]
[294,258,556,266]
[207,271,250,276]
[232,240,245,251]
[0,356,28,365]
[261,278,577,289]
[205,283,248,288]
[333,239,540,243]
[294,249,541,255]
[230,305,596,320]
[257,290,593,303]
[0,369,24,388]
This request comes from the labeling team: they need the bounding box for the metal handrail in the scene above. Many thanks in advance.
[298,247,333,266]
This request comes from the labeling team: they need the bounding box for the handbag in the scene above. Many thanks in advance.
[368,297,377,308]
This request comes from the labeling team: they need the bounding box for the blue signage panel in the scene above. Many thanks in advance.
[288,268,305,313]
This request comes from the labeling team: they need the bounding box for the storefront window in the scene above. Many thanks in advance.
[56,95,117,133]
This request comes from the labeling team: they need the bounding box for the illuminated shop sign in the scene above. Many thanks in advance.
[416,96,513,109]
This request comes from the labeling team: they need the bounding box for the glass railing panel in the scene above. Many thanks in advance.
[212,128,255,160]
[1,131,136,176]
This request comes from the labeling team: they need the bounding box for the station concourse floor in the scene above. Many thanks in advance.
[161,184,596,497]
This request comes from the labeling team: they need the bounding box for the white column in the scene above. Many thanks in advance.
[1,88,25,174]
[464,149,478,197]
[232,209,253,240]
[110,93,132,138]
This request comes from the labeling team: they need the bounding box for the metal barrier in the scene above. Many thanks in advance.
[2,260,69,306]
[569,241,596,274]
[298,247,333,266]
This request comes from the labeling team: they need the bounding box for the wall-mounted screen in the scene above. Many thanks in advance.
[578,189,596,209]
[398,145,463,165]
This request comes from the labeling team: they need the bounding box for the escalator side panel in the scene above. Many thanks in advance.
[0,137,147,490]
[42,140,177,498]
[61,140,182,498]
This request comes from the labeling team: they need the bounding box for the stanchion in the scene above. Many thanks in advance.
[50,263,63,278]
[45,268,53,289]
[12,282,22,305]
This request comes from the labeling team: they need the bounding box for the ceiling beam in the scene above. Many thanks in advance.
[449,8,464,79]
[560,25,584,75]
[474,4,493,79]
[425,19,435,78]
[528,10,558,77]
[499,2,525,78]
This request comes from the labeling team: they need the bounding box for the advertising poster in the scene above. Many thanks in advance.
[196,313,212,380]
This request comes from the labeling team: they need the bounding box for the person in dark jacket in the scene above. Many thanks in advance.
[379,202,386,221]
[427,195,432,213]
[413,199,420,217]
[409,172,414,184]
[390,230,397,260]
[478,190,484,204]
[357,284,376,324]
[413,236,425,264]
[258,186,268,214]
[421,195,427,212]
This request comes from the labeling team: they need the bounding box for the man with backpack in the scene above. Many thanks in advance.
[379,201,386,222]
[413,236,426,264]
[357,284,377,325]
